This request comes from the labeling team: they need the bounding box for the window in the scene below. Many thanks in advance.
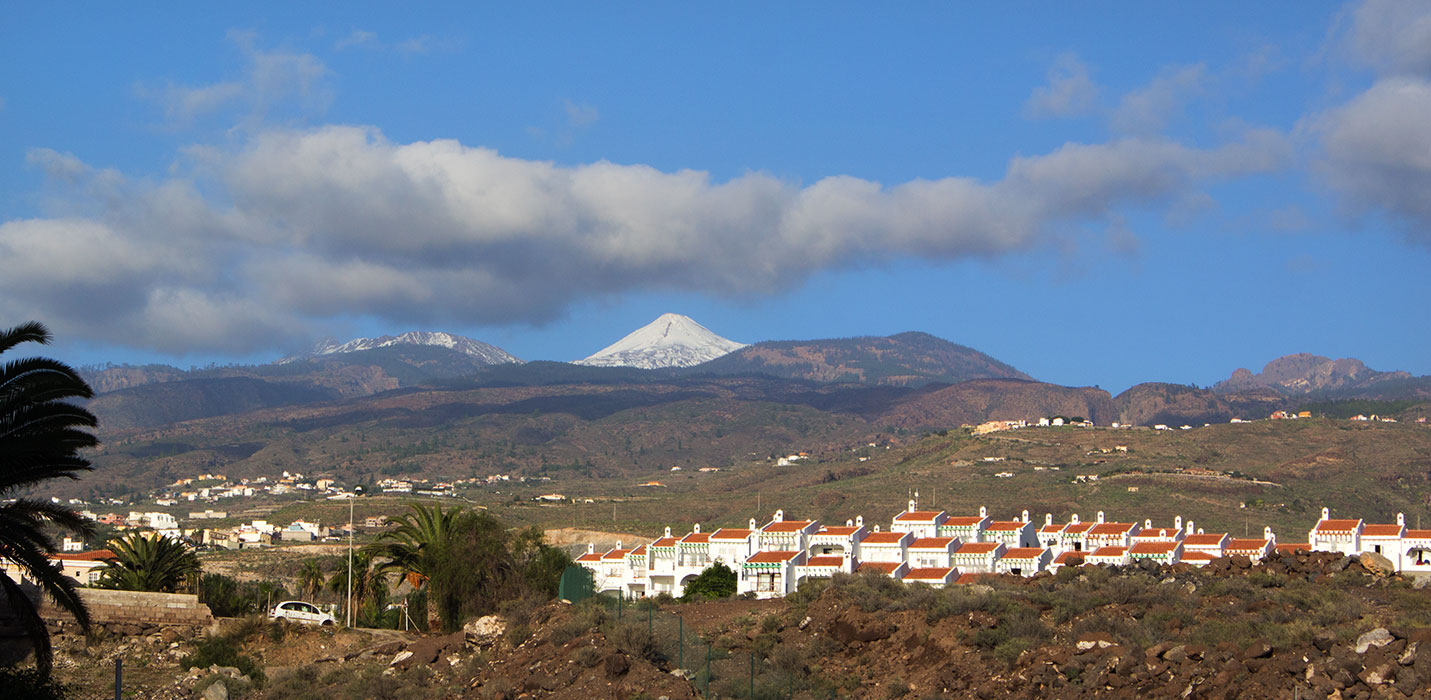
[756,573,778,592]
[1374,545,1382,554]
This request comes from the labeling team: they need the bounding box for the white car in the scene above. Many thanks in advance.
[269,600,336,626]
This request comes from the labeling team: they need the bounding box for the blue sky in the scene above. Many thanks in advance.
[2,2,1429,393]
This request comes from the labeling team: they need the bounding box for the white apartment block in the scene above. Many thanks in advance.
[575,504,1431,600]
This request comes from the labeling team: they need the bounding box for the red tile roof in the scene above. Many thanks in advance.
[893,510,946,522]
[1180,551,1217,562]
[944,516,986,527]
[628,545,647,556]
[602,548,631,560]
[817,526,860,537]
[1062,522,1094,534]
[954,542,1002,555]
[1132,528,1181,540]
[1183,533,1229,547]
[1038,524,1066,534]
[986,520,1028,532]
[862,531,910,545]
[1053,551,1085,565]
[1406,530,1431,540]
[762,520,815,533]
[576,553,602,562]
[1274,543,1311,553]
[1313,519,1362,533]
[905,566,956,581]
[52,549,115,562]
[1089,522,1136,536]
[1362,524,1405,538]
[857,561,902,575]
[709,528,754,541]
[650,537,678,548]
[803,555,843,567]
[1088,546,1127,557]
[1129,541,1179,555]
[909,537,957,550]
[680,532,711,544]
[1003,547,1046,559]
[746,550,801,564]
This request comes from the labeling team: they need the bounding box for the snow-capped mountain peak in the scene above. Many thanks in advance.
[284,331,521,365]
[576,313,746,369]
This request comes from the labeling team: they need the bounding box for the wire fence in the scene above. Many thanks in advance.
[596,596,809,699]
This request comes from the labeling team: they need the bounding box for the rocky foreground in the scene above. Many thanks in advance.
[47,550,1431,699]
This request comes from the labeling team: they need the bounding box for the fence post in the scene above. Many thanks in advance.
[114,657,122,700]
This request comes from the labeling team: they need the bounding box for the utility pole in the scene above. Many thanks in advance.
[347,490,355,628]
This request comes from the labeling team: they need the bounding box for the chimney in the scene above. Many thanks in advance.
[1187,521,1194,535]
[856,515,864,528]
[749,518,757,530]
[693,523,701,534]
[979,505,987,518]
[1175,515,1183,531]
[1264,526,1274,542]
[664,526,671,538]
[908,499,916,513]
[1398,513,1406,527]
[845,519,853,527]
[874,525,881,532]
[1021,509,1030,523]
[1145,518,1153,529]
[1071,513,1080,525]
[1321,507,1330,521]
[587,543,594,554]
[774,509,784,522]
[615,540,622,550]
[1097,511,1106,524]
[1044,513,1053,526]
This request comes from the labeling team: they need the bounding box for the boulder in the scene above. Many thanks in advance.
[464,614,506,648]
[1357,628,1395,654]
[201,680,228,700]
[1359,552,1396,577]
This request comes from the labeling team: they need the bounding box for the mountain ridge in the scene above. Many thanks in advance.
[576,313,746,369]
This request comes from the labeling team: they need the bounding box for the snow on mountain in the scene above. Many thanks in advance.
[576,313,747,369]
[283,331,522,365]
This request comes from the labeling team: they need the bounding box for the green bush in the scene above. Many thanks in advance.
[186,636,265,683]
[0,668,69,700]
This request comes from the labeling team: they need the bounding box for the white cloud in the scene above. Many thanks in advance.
[1346,0,1431,77]
[1111,64,1209,134]
[1025,54,1098,119]
[563,99,599,127]
[143,32,330,126]
[335,28,436,54]
[0,124,1289,354]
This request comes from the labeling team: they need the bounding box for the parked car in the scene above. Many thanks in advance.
[269,600,335,626]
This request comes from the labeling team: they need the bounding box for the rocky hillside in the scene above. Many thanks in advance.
[1215,353,1411,396]
[1114,382,1284,426]
[694,331,1032,387]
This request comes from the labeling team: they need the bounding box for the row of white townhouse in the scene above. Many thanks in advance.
[575,502,1431,600]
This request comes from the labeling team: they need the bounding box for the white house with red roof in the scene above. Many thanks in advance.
[1225,528,1276,562]
[1181,525,1229,558]
[740,549,806,598]
[1085,512,1141,550]
[678,524,713,570]
[858,530,912,564]
[1130,517,1185,544]
[997,547,1052,577]
[890,499,948,539]
[1401,529,1431,574]
[938,506,991,542]
[904,566,957,588]
[1129,540,1182,566]
[1309,508,1363,556]
[1059,515,1096,553]
[907,536,960,569]
[709,520,759,566]
[951,541,1005,574]
[984,511,1037,549]
[2,549,116,588]
[758,511,819,553]
[1085,546,1131,567]
[1359,514,1406,568]
[1048,550,1086,573]
[808,518,867,559]
[855,560,908,580]
[797,554,849,582]
[1037,513,1066,549]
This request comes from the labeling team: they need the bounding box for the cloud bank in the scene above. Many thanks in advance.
[0,124,1289,354]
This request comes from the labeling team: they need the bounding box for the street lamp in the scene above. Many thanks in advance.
[347,485,362,627]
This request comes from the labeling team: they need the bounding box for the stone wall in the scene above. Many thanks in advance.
[41,588,213,630]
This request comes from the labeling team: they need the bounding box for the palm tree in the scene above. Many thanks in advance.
[0,321,99,675]
[367,504,460,630]
[297,559,325,601]
[96,531,201,593]
[327,550,386,626]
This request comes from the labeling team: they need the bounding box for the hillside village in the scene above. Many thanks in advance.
[577,500,1430,600]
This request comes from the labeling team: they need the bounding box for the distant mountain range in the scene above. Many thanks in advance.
[75,317,1431,440]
